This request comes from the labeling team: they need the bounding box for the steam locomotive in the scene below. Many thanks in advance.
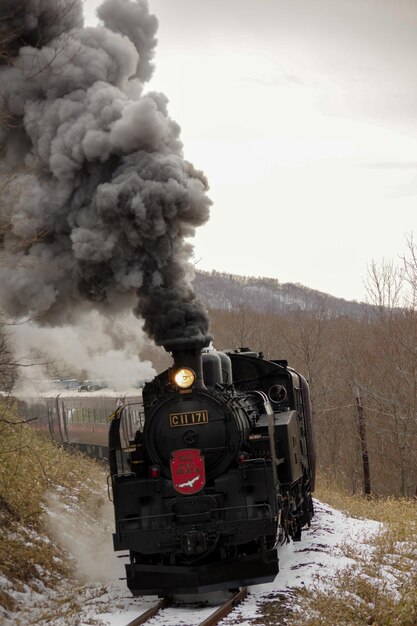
[109,336,316,596]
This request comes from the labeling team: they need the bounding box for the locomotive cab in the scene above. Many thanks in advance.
[109,337,315,596]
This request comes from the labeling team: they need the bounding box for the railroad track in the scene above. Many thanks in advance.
[126,587,248,626]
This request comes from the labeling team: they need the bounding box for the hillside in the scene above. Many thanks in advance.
[194,270,373,317]
[2,422,416,626]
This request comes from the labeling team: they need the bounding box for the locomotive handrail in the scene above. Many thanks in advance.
[247,390,279,493]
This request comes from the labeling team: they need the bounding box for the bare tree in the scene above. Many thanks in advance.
[361,244,417,496]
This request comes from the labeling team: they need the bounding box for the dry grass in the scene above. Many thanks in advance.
[7,584,111,626]
[0,400,104,521]
[283,473,417,626]
[0,399,107,615]
[315,473,417,532]
[254,473,417,625]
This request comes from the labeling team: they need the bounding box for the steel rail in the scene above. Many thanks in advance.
[125,597,171,626]
[125,587,248,626]
[199,587,248,626]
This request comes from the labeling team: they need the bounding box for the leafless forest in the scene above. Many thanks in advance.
[2,242,416,498]
[193,240,417,499]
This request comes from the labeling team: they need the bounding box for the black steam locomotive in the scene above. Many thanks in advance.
[109,336,316,596]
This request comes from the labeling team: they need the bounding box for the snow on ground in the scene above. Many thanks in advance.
[220,500,382,625]
[0,500,381,626]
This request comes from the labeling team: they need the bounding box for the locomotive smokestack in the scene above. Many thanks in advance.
[163,335,212,389]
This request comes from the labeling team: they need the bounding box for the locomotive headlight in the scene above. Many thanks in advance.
[174,368,196,389]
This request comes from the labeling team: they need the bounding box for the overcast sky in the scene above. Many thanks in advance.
[83,0,417,302]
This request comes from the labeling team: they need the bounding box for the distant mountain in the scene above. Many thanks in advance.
[194,270,373,318]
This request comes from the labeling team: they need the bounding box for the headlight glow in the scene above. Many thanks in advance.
[174,368,196,389]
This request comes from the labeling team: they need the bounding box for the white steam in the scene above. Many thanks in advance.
[9,310,155,394]
[44,490,125,584]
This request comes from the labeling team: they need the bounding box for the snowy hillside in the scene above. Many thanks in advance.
[1,500,381,625]
[194,270,374,318]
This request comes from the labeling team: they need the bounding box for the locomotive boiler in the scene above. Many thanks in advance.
[109,336,316,596]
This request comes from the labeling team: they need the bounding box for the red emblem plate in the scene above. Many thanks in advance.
[170,449,206,494]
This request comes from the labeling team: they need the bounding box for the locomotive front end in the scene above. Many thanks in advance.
[109,336,281,596]
[143,336,250,485]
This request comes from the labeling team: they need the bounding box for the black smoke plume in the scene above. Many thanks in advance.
[0,0,211,345]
